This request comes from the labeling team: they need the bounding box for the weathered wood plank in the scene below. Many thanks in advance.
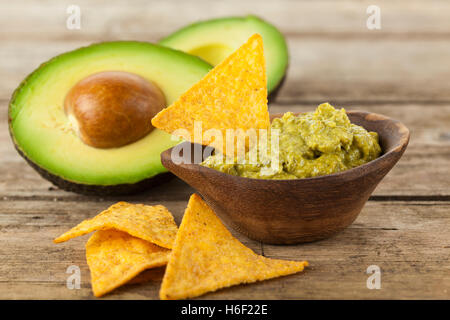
[261,201,450,299]
[1,104,449,198]
[281,39,450,103]
[0,200,448,299]
[2,0,450,40]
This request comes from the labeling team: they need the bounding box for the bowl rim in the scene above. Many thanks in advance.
[162,110,410,184]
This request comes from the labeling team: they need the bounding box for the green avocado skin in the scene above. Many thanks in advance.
[8,41,212,195]
[159,15,288,95]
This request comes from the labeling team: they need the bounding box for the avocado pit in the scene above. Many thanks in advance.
[64,71,166,148]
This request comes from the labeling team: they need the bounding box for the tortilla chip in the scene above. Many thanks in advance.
[86,229,170,297]
[159,194,308,300]
[151,34,270,156]
[54,202,178,249]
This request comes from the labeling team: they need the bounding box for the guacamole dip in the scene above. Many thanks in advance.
[201,103,382,179]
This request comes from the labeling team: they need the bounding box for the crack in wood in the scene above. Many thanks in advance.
[369,195,450,202]
[1,195,448,202]
[271,99,450,106]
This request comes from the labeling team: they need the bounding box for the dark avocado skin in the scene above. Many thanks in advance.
[11,138,173,195]
[8,84,173,196]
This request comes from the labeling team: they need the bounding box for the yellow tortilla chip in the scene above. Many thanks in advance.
[86,229,170,297]
[54,202,178,249]
[159,194,308,300]
[151,34,270,156]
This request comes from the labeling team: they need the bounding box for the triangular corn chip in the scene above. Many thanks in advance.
[86,229,170,297]
[151,34,270,156]
[54,202,178,249]
[159,194,308,300]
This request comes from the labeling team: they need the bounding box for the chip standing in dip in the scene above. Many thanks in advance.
[201,103,382,179]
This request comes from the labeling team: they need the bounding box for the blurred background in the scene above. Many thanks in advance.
[2,0,450,103]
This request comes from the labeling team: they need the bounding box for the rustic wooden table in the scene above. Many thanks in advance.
[0,0,449,299]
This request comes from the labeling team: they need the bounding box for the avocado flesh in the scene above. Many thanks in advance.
[9,41,212,191]
[159,15,288,94]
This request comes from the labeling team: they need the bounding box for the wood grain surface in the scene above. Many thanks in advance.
[0,0,449,299]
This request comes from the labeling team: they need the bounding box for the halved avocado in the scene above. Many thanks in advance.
[159,15,288,95]
[9,41,212,195]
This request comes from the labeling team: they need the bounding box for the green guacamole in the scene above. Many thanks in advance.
[201,103,382,179]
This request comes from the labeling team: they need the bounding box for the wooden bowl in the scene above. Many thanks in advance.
[161,111,410,244]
